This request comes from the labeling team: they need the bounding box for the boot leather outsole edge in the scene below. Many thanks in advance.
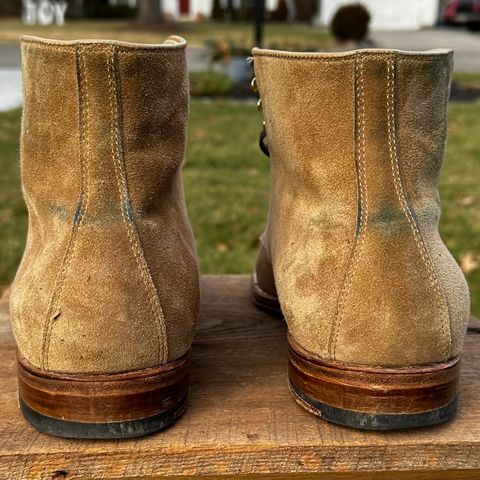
[17,351,190,439]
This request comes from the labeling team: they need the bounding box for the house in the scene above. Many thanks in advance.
[111,0,277,21]
[161,0,212,20]
[110,0,442,28]
[167,0,441,27]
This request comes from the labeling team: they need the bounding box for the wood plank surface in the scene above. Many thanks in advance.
[0,275,479,480]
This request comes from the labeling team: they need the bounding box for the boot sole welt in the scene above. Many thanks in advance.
[251,276,460,430]
[17,352,189,439]
[251,272,283,318]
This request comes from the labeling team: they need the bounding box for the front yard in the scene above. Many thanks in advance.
[0,19,333,49]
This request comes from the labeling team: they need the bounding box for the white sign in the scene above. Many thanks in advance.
[23,0,68,26]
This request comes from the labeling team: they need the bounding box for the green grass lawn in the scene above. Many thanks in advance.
[453,72,480,89]
[0,19,332,49]
[0,100,479,317]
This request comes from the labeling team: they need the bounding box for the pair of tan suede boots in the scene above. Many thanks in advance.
[10,35,470,438]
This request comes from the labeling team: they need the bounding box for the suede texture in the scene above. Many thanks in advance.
[10,36,200,374]
[253,48,470,367]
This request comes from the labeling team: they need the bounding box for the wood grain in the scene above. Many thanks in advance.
[0,275,479,479]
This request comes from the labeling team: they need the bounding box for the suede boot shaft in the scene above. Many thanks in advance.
[253,48,470,367]
[10,36,200,375]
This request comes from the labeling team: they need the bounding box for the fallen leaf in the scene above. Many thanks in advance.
[458,195,475,206]
[215,242,229,253]
[0,208,13,222]
[460,252,479,275]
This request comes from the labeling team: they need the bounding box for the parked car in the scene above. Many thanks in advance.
[444,0,480,30]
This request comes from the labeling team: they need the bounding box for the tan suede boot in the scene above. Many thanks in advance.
[251,48,470,429]
[10,36,199,438]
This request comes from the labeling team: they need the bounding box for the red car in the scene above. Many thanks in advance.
[444,0,480,30]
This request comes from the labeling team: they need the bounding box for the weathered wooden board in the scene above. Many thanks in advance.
[0,275,479,480]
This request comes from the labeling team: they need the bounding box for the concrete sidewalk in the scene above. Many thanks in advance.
[371,28,480,72]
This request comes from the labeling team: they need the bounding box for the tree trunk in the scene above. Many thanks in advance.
[211,0,224,21]
[226,0,234,21]
[137,0,163,24]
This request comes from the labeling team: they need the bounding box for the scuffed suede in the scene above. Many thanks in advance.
[10,36,200,374]
[253,48,470,367]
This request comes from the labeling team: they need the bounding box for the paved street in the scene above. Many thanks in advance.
[0,27,479,111]
[0,44,22,111]
[0,69,22,111]
[371,28,480,72]
[0,43,20,68]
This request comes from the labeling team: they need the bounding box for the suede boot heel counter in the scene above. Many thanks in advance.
[430,237,471,359]
[329,231,466,367]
